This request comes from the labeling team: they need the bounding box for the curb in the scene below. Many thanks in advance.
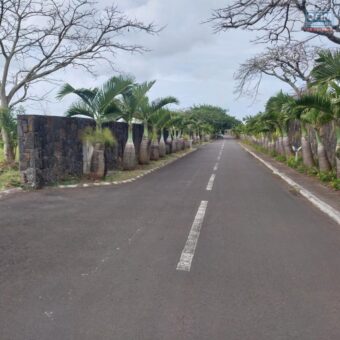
[0,145,203,200]
[240,144,340,226]
[58,148,198,189]
[0,187,23,200]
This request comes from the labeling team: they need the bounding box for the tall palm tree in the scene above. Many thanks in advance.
[310,49,340,177]
[117,81,155,170]
[148,109,173,160]
[265,92,295,158]
[296,92,337,175]
[138,94,178,163]
[57,75,133,177]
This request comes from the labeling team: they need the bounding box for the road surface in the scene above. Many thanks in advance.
[1,139,340,339]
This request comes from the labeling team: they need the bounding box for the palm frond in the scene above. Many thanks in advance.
[312,49,340,84]
[151,96,179,111]
[94,75,134,113]
[295,94,333,116]
[65,101,93,119]
[57,83,97,109]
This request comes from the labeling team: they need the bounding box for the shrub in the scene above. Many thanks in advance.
[318,171,335,183]
[306,167,319,176]
[275,155,286,162]
[81,127,116,146]
[287,157,301,169]
[330,179,340,190]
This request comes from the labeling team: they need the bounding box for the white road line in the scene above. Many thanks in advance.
[206,174,216,191]
[213,163,219,171]
[176,201,208,272]
[217,156,221,161]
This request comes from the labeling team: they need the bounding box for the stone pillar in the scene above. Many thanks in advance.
[18,115,44,188]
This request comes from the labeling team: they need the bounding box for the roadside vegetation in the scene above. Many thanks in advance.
[0,145,20,190]
[232,49,340,191]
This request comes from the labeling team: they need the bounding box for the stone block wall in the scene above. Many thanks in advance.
[18,115,143,188]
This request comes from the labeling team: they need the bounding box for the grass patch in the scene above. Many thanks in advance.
[0,145,21,190]
[0,167,21,190]
[330,179,340,190]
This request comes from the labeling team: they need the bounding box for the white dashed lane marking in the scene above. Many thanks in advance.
[206,174,216,191]
[176,201,208,272]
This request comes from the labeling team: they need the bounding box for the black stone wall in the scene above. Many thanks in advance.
[18,115,143,188]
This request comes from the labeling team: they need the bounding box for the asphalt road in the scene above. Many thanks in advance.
[1,139,340,340]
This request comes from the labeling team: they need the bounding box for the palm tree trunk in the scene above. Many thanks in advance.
[139,120,151,164]
[315,129,331,173]
[171,132,177,153]
[276,136,283,155]
[150,126,160,161]
[159,130,166,157]
[123,122,137,170]
[301,126,314,168]
[335,124,340,179]
[282,133,292,158]
[91,142,105,179]
[166,131,172,154]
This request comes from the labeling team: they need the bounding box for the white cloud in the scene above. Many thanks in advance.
[21,0,326,120]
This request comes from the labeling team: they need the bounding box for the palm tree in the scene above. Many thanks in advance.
[296,92,337,175]
[57,75,133,177]
[148,109,173,160]
[265,92,295,158]
[118,81,155,170]
[154,109,172,157]
[310,49,340,177]
[138,94,178,163]
[166,111,181,153]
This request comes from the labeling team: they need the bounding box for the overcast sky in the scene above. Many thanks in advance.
[25,0,330,120]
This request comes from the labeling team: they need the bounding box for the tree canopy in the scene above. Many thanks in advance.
[190,105,241,133]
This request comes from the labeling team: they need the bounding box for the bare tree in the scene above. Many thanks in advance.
[209,1,340,44]
[234,42,317,97]
[0,0,156,162]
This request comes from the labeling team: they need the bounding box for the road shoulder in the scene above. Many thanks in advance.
[240,143,340,225]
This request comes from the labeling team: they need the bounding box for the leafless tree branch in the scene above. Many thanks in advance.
[208,0,340,45]
[234,42,318,98]
[0,0,157,108]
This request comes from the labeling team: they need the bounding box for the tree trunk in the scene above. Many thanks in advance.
[171,139,177,153]
[0,99,15,163]
[139,136,151,164]
[316,130,331,173]
[91,142,105,179]
[278,136,285,156]
[139,121,151,164]
[123,122,137,170]
[283,135,292,158]
[159,131,166,157]
[301,130,314,168]
[150,139,160,160]
[166,134,172,154]
[1,126,15,163]
[335,125,340,179]
[276,137,284,156]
